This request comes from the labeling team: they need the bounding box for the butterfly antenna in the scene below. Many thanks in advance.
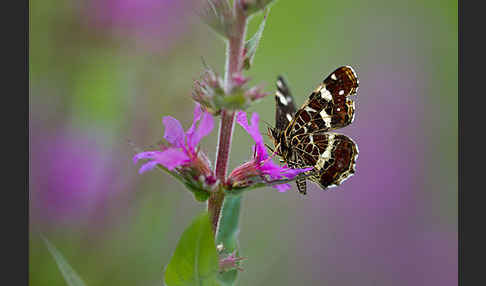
[261,119,275,139]
[261,119,272,128]
[261,142,281,165]
[264,143,275,154]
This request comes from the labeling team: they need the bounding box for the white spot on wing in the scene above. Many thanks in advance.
[320,88,332,102]
[276,91,288,106]
[286,113,293,122]
[315,133,335,170]
[331,74,337,80]
[339,90,345,95]
[349,101,356,123]
[304,106,316,113]
[319,109,332,128]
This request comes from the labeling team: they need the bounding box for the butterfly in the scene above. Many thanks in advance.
[268,66,359,195]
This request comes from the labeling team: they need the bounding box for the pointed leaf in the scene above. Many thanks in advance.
[42,236,87,286]
[243,10,269,70]
[215,196,241,252]
[164,212,220,286]
[242,0,276,16]
[199,0,234,39]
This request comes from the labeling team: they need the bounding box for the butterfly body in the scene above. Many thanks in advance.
[269,66,359,195]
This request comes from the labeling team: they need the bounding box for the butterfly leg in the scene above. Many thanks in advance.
[296,177,307,195]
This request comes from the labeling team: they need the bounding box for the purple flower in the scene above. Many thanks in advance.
[133,103,215,180]
[229,111,312,192]
[232,73,250,86]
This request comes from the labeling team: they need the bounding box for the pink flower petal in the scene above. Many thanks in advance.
[236,111,263,145]
[236,110,312,192]
[237,111,268,160]
[283,167,313,178]
[236,111,250,133]
[259,160,283,177]
[138,161,159,174]
[155,148,190,170]
[186,103,202,141]
[188,111,214,149]
[133,151,159,164]
[162,116,185,148]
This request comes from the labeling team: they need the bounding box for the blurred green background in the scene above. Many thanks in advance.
[29,0,457,285]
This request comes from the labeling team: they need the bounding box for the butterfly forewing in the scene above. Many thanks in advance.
[274,76,297,132]
[272,66,360,195]
[285,66,359,139]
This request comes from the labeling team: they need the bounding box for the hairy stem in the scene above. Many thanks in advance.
[209,0,248,234]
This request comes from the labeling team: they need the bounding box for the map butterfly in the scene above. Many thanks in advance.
[268,66,359,195]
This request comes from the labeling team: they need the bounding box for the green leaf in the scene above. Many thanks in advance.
[217,269,238,286]
[243,0,276,16]
[199,0,234,39]
[215,196,242,286]
[189,186,211,202]
[164,211,220,286]
[215,196,241,252]
[42,236,87,286]
[243,9,269,70]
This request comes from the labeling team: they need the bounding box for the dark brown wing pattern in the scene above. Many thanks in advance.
[284,66,359,139]
[272,66,359,195]
[291,133,358,190]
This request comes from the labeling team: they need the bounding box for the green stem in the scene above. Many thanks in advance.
[209,0,248,235]
[208,189,225,234]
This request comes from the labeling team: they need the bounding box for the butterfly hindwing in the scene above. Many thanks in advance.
[292,133,358,190]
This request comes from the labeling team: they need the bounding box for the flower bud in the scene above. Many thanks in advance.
[244,85,270,101]
[219,251,245,273]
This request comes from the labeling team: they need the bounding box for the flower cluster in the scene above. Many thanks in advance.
[133,104,312,195]
[192,65,270,115]
[192,66,225,115]
[133,103,218,196]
